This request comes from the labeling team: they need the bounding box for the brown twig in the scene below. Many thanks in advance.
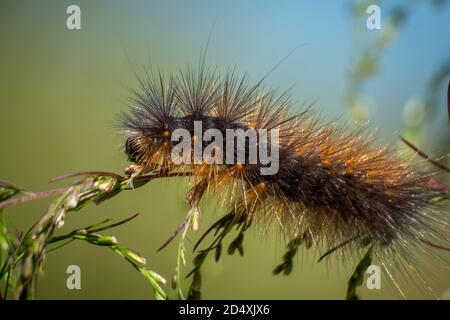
[1,171,193,211]
[49,171,122,183]
[0,187,71,210]
[420,238,450,252]
[317,235,364,263]
[156,216,190,252]
[400,136,450,173]
[133,171,192,182]
[424,177,450,193]
[0,179,24,191]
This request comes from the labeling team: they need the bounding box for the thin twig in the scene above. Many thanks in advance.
[49,171,122,183]
[193,213,233,252]
[89,213,140,233]
[424,177,450,193]
[317,235,363,263]
[0,180,24,191]
[156,216,190,252]
[1,171,193,211]
[47,213,140,244]
[420,238,450,251]
[0,187,71,210]
[134,171,192,183]
[400,136,450,173]
[46,239,75,253]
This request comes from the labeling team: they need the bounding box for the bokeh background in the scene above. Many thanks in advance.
[0,0,449,299]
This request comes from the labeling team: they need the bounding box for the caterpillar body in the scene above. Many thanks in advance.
[121,65,449,296]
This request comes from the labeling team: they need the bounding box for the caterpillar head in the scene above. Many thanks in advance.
[124,128,174,174]
[125,135,142,164]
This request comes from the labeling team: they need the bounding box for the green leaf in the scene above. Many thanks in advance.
[273,234,305,276]
[346,245,374,300]
[187,270,202,300]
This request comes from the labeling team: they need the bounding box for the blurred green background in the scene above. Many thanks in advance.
[0,0,449,299]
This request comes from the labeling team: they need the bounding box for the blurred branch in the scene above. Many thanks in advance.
[345,0,412,120]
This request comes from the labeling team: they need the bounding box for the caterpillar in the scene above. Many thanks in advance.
[120,63,450,297]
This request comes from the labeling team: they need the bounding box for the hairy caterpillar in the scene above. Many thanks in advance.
[120,63,450,297]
